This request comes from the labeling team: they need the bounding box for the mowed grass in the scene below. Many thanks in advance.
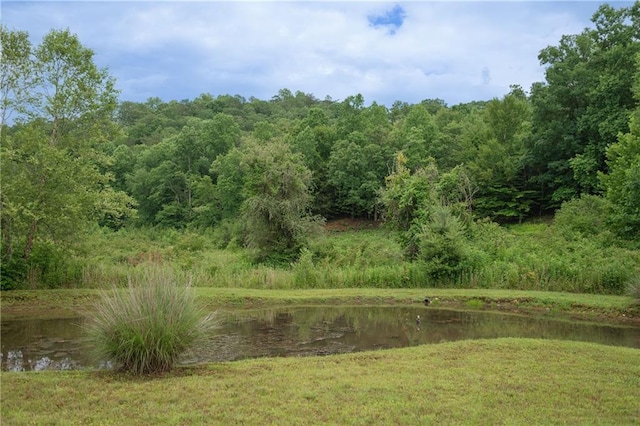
[2,339,639,425]
[2,287,638,322]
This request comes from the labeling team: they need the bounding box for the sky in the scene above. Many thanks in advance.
[1,1,632,107]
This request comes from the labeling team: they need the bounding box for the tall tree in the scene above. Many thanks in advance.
[469,88,533,221]
[0,26,33,126]
[599,53,640,239]
[391,104,439,171]
[527,3,640,210]
[1,28,130,287]
[238,137,321,263]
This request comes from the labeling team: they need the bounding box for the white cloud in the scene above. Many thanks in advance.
[1,1,623,105]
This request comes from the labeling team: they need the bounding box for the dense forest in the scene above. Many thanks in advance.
[1,3,639,292]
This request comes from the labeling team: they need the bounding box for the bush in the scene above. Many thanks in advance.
[554,195,613,239]
[87,268,216,374]
[0,257,27,290]
[1,240,84,290]
[292,248,320,288]
[416,206,469,280]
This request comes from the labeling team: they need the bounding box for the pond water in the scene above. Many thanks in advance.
[2,306,639,372]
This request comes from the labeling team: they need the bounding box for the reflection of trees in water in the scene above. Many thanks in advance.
[217,307,640,354]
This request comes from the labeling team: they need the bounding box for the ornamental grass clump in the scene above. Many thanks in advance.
[87,268,216,374]
[627,276,640,304]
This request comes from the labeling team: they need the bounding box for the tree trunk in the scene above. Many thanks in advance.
[22,219,38,261]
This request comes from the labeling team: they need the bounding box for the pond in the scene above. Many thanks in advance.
[2,306,639,371]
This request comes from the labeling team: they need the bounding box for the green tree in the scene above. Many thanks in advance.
[431,107,483,170]
[527,3,640,209]
[391,104,439,171]
[379,153,439,258]
[379,153,472,277]
[290,108,337,216]
[327,96,393,218]
[470,89,533,221]
[238,138,322,263]
[327,131,388,218]
[1,28,131,287]
[127,138,188,227]
[0,26,33,125]
[209,147,246,223]
[416,204,468,280]
[126,113,240,227]
[600,54,640,239]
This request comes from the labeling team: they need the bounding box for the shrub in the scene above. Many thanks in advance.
[0,257,27,290]
[554,195,613,239]
[292,248,320,288]
[87,268,216,374]
[416,205,469,280]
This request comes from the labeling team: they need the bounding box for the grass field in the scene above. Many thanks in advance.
[2,338,639,425]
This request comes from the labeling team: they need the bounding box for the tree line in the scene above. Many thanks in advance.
[1,3,639,282]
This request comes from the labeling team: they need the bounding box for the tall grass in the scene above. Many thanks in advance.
[36,222,640,295]
[86,267,216,374]
[627,275,640,303]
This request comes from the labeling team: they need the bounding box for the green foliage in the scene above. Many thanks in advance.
[465,219,639,295]
[0,28,132,289]
[553,194,613,240]
[379,153,475,272]
[390,104,439,171]
[0,257,27,290]
[599,53,640,240]
[469,89,533,221]
[379,153,438,233]
[325,95,394,218]
[21,220,636,295]
[125,114,241,228]
[528,3,640,209]
[292,248,320,288]
[327,131,390,218]
[87,268,216,374]
[0,26,34,123]
[416,205,470,280]
[239,138,323,263]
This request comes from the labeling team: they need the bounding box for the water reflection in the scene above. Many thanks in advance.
[1,318,87,372]
[2,307,639,371]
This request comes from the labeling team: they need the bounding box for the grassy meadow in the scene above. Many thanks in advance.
[2,339,639,425]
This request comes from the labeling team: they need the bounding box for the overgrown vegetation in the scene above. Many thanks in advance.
[9,220,635,295]
[1,3,639,292]
[86,268,216,374]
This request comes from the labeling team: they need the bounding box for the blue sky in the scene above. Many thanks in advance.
[1,1,631,106]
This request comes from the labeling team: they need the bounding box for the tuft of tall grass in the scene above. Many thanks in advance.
[86,267,217,374]
[626,276,640,303]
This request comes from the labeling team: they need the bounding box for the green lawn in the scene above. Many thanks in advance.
[2,338,639,425]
